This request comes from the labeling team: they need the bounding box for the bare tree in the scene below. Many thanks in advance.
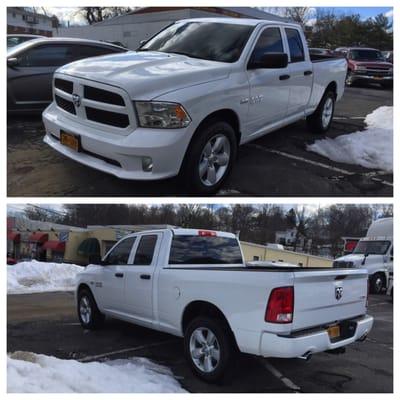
[75,7,134,25]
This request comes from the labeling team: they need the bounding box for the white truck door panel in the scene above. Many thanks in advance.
[284,27,313,116]
[246,26,290,135]
[96,236,137,313]
[124,233,162,324]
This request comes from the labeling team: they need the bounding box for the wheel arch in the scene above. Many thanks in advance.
[181,300,238,347]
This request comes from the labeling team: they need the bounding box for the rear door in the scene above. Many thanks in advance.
[284,27,313,116]
[291,268,368,331]
[124,233,162,325]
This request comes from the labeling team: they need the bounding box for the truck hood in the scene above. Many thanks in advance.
[335,254,383,268]
[57,51,231,100]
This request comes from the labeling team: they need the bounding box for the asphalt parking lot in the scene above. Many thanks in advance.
[7,84,392,197]
[7,292,392,393]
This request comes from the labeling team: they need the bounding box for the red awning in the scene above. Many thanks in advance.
[29,232,49,243]
[42,241,66,252]
[7,232,21,242]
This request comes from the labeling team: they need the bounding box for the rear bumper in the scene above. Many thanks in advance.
[259,314,373,358]
[42,102,194,180]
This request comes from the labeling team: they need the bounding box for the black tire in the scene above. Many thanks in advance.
[306,90,336,134]
[77,288,105,329]
[369,273,386,294]
[184,316,236,383]
[380,81,393,89]
[181,120,237,194]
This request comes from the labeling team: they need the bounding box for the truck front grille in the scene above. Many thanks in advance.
[55,94,76,115]
[86,107,129,128]
[54,78,73,94]
[84,86,125,106]
[53,75,133,132]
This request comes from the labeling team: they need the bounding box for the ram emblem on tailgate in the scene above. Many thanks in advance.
[335,286,343,300]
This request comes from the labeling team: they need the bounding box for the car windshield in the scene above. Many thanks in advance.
[139,21,255,63]
[353,240,391,255]
[349,49,385,61]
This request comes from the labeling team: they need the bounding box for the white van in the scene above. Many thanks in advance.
[334,218,393,294]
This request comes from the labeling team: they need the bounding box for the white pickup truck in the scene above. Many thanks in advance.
[43,18,347,193]
[76,228,373,382]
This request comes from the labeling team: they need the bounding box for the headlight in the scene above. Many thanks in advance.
[135,101,191,129]
[355,65,366,71]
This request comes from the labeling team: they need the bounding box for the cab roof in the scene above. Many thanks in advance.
[177,17,300,28]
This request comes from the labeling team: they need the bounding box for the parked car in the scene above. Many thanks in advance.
[7,38,127,113]
[76,227,373,382]
[334,218,393,294]
[43,18,347,194]
[335,47,393,88]
[7,34,44,48]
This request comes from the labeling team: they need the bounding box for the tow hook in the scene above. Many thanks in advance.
[325,347,346,355]
[298,351,313,361]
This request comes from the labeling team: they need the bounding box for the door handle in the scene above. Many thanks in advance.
[140,274,151,280]
[304,70,313,76]
[115,272,124,278]
[279,74,290,81]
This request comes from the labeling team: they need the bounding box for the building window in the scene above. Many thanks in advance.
[253,256,260,261]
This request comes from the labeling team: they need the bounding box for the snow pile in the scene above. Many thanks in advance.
[8,352,185,393]
[307,106,393,172]
[7,260,83,294]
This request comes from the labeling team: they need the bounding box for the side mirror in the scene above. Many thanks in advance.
[139,39,148,46]
[7,57,19,68]
[88,254,103,265]
[248,52,288,70]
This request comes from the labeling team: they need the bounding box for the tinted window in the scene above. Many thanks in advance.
[18,44,74,67]
[72,45,120,60]
[349,49,384,61]
[169,236,243,264]
[105,237,136,265]
[285,28,304,62]
[251,27,284,63]
[141,22,254,63]
[353,240,391,255]
[134,235,158,265]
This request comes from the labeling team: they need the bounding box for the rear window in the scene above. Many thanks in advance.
[169,235,243,265]
[285,28,305,63]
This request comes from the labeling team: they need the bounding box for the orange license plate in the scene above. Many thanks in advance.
[374,76,383,80]
[60,132,80,152]
[327,325,340,339]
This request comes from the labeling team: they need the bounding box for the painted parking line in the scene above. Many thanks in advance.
[78,339,178,362]
[262,360,301,392]
[246,144,393,188]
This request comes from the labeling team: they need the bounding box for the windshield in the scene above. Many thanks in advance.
[349,49,385,61]
[140,21,254,63]
[353,240,391,255]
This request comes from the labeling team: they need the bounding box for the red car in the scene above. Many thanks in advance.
[335,47,393,89]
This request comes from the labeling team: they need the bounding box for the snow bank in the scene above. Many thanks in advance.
[307,106,393,172]
[8,352,185,393]
[7,260,83,294]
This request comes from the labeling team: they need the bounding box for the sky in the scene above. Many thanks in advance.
[42,7,393,27]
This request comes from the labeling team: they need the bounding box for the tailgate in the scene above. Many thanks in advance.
[292,268,368,331]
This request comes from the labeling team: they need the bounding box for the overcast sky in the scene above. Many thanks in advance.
[43,7,393,27]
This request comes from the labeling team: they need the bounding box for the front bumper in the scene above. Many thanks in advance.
[43,102,195,180]
[351,73,393,83]
[259,314,373,358]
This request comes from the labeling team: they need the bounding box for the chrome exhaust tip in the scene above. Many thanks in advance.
[357,333,368,342]
[298,351,313,361]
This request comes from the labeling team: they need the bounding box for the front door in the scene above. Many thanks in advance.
[93,236,136,314]
[246,26,291,137]
[124,233,162,325]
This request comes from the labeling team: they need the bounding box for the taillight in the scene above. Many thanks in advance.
[265,286,294,323]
